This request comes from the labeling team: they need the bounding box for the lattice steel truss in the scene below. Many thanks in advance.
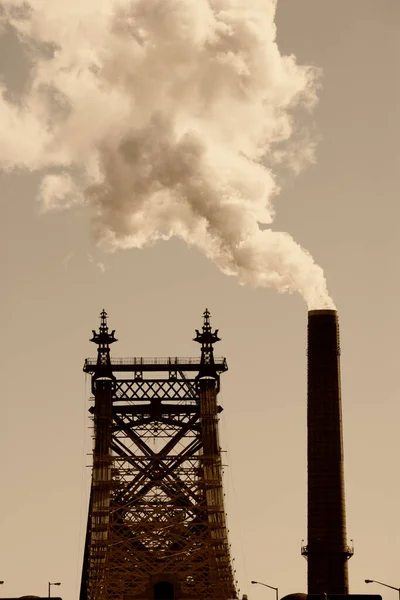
[80,310,238,600]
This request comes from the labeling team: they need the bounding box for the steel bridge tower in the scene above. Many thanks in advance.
[80,310,238,600]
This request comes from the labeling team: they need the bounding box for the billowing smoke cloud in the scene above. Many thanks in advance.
[0,0,334,308]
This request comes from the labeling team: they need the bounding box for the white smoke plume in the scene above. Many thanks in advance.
[0,0,334,308]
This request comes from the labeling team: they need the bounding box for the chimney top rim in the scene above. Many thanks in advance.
[308,309,337,317]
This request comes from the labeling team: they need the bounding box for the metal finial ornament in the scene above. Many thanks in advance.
[194,309,220,352]
[91,310,117,347]
[99,309,108,333]
[90,310,117,376]
[194,309,222,383]
[203,308,211,331]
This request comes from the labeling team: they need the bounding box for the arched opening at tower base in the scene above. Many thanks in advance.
[154,581,175,600]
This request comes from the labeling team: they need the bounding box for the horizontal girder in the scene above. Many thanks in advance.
[83,356,228,374]
[113,378,198,401]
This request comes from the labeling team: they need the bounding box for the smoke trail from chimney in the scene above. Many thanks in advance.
[0,0,334,309]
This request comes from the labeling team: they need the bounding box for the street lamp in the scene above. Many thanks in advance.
[365,579,400,600]
[251,580,279,600]
[48,581,61,597]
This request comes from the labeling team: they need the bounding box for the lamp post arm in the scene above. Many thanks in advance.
[251,580,279,600]
[372,581,400,593]
[257,583,278,592]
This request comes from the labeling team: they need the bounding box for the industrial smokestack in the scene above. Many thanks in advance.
[305,309,353,594]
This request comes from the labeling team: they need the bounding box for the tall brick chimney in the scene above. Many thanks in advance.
[303,309,353,593]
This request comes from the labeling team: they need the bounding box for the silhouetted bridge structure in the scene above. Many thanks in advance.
[79,310,238,600]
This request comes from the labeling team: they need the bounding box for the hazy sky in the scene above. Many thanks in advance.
[1,1,399,599]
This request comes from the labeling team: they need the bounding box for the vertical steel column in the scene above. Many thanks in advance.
[81,310,116,600]
[88,377,113,599]
[306,309,352,594]
[198,377,236,600]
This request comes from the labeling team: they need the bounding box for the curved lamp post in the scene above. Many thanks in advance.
[365,579,400,600]
[251,580,279,600]
[48,581,61,597]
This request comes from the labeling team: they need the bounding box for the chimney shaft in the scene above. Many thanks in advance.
[306,309,351,593]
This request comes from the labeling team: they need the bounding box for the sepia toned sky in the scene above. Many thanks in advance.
[1,1,399,599]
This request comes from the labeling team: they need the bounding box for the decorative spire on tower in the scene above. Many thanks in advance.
[90,309,117,373]
[194,308,221,380]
